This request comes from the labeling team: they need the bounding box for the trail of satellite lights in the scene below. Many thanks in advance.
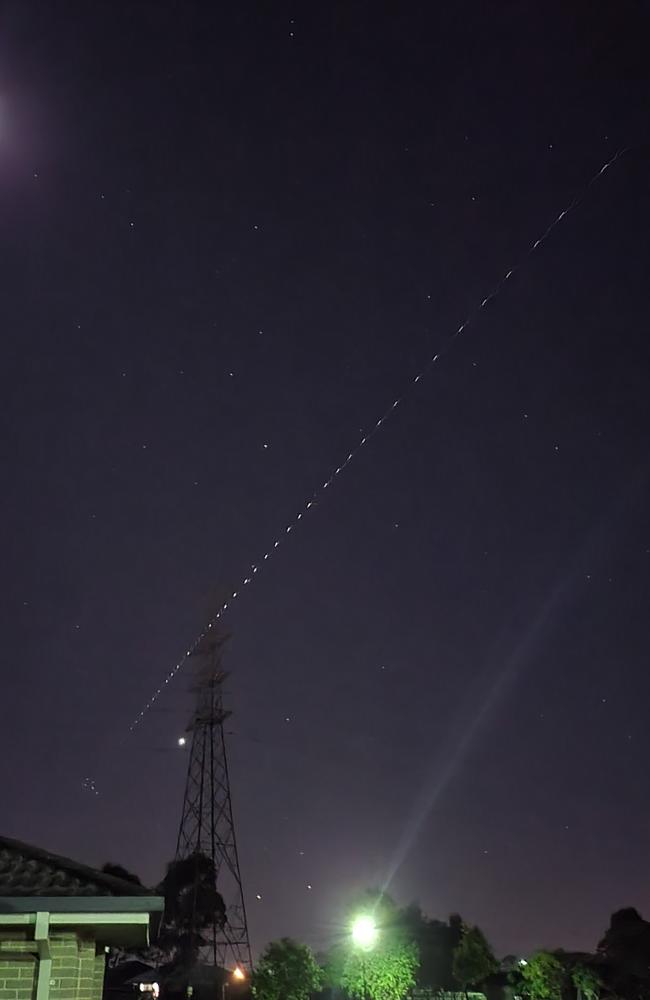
[128,147,628,735]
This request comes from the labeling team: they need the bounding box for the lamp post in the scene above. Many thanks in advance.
[222,965,246,1000]
[351,915,378,1000]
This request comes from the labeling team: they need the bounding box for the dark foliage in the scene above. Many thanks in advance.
[597,908,650,998]
[399,906,465,990]
[101,862,143,885]
[156,852,227,978]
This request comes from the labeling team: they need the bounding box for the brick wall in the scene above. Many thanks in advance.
[0,928,106,1000]
[49,931,105,1000]
[0,931,37,1000]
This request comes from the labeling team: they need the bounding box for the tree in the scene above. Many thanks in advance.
[571,963,602,1000]
[598,908,650,981]
[101,863,143,885]
[340,941,419,1000]
[100,853,226,986]
[519,952,565,1000]
[399,906,465,990]
[597,908,650,1000]
[452,925,498,995]
[155,852,227,977]
[253,938,324,1000]
[328,892,419,1000]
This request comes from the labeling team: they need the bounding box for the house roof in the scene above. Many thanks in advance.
[0,835,164,946]
[0,835,154,899]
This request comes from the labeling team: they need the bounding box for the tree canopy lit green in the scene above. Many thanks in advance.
[519,952,565,1000]
[252,938,324,1000]
[452,925,498,993]
[328,892,419,1000]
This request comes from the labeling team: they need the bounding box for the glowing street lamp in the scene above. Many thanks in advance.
[222,966,247,1000]
[352,915,378,951]
[351,915,378,1000]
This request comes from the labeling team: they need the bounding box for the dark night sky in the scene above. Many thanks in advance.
[2,0,650,962]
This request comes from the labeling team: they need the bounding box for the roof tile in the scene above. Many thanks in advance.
[0,837,151,898]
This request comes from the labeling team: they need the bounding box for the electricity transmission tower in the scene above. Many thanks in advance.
[175,628,252,975]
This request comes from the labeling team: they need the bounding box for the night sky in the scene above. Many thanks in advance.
[3,0,650,963]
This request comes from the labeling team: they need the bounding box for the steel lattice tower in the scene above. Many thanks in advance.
[175,629,252,975]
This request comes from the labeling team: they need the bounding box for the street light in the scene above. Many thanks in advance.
[222,966,247,1000]
[351,915,378,1000]
[352,915,378,951]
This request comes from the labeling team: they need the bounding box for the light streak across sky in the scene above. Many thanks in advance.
[127,147,629,736]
